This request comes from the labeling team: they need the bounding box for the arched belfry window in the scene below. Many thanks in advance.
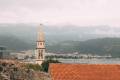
[38,49,43,59]
[40,42,42,45]
[38,50,41,59]
[41,50,43,59]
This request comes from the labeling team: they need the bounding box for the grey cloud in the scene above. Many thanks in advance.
[0,0,120,26]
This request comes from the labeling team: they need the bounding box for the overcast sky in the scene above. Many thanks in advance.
[0,0,120,26]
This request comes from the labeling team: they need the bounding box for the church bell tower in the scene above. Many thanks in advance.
[35,24,45,65]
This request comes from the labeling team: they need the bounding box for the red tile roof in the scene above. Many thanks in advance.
[49,63,120,80]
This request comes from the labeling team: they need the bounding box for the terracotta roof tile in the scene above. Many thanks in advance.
[49,64,120,80]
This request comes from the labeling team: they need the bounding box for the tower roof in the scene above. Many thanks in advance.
[37,24,45,41]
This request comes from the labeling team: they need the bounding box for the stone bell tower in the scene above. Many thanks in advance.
[35,24,45,65]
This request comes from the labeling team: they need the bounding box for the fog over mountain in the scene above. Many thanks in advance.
[0,23,120,53]
[0,24,120,43]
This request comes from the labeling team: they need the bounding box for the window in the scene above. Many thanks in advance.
[38,49,44,59]
[40,42,42,45]
[41,50,43,59]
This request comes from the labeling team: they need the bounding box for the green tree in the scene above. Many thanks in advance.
[26,64,41,71]
[0,66,3,73]
[41,59,60,72]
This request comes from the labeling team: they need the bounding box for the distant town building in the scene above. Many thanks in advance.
[11,50,35,60]
[0,46,9,59]
[35,24,45,65]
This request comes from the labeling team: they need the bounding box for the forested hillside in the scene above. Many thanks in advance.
[47,38,120,57]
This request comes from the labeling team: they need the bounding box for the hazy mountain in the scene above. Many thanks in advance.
[0,34,34,51]
[47,38,120,57]
[0,23,120,57]
[0,23,120,45]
